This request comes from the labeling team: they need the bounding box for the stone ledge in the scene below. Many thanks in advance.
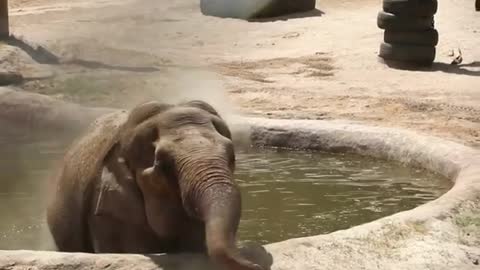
[0,87,115,133]
[0,250,212,270]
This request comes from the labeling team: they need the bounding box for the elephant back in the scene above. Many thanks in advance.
[62,110,129,190]
[47,110,129,251]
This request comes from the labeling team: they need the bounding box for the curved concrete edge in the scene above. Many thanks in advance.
[239,117,480,208]
[0,87,115,134]
[0,98,479,269]
[0,250,213,270]
[0,244,272,270]
[236,117,480,270]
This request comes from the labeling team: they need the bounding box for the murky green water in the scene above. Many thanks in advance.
[0,133,450,249]
[0,132,68,250]
[236,148,451,244]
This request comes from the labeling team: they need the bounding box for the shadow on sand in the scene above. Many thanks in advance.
[381,58,480,76]
[7,35,161,73]
[248,8,324,22]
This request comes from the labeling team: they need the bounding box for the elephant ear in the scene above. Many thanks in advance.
[180,100,232,140]
[125,101,172,127]
[211,116,232,140]
[120,101,172,169]
[180,100,223,117]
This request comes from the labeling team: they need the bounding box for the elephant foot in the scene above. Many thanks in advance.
[211,247,264,270]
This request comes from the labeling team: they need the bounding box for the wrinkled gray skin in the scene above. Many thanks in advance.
[47,100,262,270]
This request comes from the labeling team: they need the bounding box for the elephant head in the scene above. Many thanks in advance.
[118,100,262,270]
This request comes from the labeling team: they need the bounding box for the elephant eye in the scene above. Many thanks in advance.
[211,117,232,140]
[226,143,236,168]
[154,148,177,177]
[230,154,236,168]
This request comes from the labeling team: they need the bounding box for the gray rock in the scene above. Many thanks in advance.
[0,71,23,85]
[0,87,115,134]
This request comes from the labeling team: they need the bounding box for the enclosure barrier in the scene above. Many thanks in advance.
[0,0,8,38]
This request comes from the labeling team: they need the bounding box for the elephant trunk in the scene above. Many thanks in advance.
[198,182,242,256]
[177,154,240,235]
[176,154,244,263]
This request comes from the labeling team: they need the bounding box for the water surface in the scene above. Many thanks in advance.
[0,134,450,249]
[236,148,450,244]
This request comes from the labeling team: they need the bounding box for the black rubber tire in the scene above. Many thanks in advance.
[476,0,479,11]
[377,11,434,31]
[379,42,435,65]
[383,0,438,16]
[384,29,439,46]
[200,0,316,19]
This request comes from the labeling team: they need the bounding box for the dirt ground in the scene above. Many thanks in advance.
[5,0,480,147]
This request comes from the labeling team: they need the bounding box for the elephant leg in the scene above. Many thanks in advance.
[47,198,93,252]
[88,215,169,253]
[88,216,122,252]
[91,174,171,252]
[177,218,207,253]
[136,166,186,240]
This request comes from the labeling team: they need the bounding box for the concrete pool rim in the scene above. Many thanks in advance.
[241,116,479,221]
[0,90,479,269]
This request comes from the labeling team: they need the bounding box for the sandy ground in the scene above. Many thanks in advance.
[5,0,480,147]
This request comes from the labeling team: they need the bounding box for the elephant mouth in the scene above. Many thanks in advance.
[135,162,181,202]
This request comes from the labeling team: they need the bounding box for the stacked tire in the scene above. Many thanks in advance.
[377,0,438,66]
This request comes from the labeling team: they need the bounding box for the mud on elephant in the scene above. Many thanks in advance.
[47,100,263,270]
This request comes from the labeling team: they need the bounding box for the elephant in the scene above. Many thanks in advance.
[46,100,263,270]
